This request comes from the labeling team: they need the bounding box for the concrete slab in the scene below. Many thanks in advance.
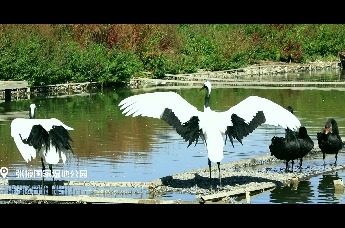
[0,81,28,90]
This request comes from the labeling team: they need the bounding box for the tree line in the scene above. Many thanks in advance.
[0,24,344,86]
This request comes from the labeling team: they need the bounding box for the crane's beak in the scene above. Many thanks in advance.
[200,84,206,91]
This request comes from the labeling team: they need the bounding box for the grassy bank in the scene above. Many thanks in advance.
[0,24,344,87]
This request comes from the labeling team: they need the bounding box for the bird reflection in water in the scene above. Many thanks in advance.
[317,172,344,203]
[269,180,314,204]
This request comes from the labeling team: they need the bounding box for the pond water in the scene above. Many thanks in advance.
[1,68,345,204]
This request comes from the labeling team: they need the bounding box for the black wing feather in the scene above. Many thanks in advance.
[226,111,266,147]
[21,124,50,153]
[49,125,74,153]
[161,108,201,147]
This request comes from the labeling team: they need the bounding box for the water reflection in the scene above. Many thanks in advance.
[269,180,314,204]
[317,172,344,203]
[340,69,345,80]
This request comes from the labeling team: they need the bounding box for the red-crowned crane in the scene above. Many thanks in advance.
[119,81,301,187]
[10,104,74,194]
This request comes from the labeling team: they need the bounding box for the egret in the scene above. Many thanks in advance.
[317,118,343,165]
[118,81,301,187]
[10,104,74,194]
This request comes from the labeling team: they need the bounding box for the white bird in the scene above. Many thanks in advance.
[10,104,74,193]
[118,81,301,187]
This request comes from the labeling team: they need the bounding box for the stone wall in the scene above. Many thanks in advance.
[129,61,342,89]
[0,82,99,101]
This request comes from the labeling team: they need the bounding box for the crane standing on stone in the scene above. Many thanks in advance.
[119,81,301,187]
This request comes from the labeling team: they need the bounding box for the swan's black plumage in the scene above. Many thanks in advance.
[297,126,314,167]
[269,106,314,171]
[317,118,343,164]
[269,127,300,171]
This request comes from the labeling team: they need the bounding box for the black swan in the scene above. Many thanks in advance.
[269,106,314,171]
[296,126,314,168]
[317,118,343,165]
[269,132,299,171]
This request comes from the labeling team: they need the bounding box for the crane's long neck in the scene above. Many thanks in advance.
[29,106,36,119]
[204,89,210,109]
[29,112,35,119]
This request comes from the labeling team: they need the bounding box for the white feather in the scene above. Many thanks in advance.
[10,117,73,165]
[39,146,59,164]
[119,91,201,123]
[221,95,301,131]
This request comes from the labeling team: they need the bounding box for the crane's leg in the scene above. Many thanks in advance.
[335,153,338,166]
[323,153,326,168]
[285,161,289,172]
[299,158,303,169]
[208,158,212,185]
[48,164,54,195]
[41,158,45,195]
[49,164,54,180]
[291,160,294,173]
[217,162,221,187]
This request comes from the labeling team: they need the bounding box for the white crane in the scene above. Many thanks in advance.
[10,104,74,194]
[118,81,301,187]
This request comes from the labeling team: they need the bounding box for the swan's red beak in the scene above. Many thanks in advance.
[324,127,330,134]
